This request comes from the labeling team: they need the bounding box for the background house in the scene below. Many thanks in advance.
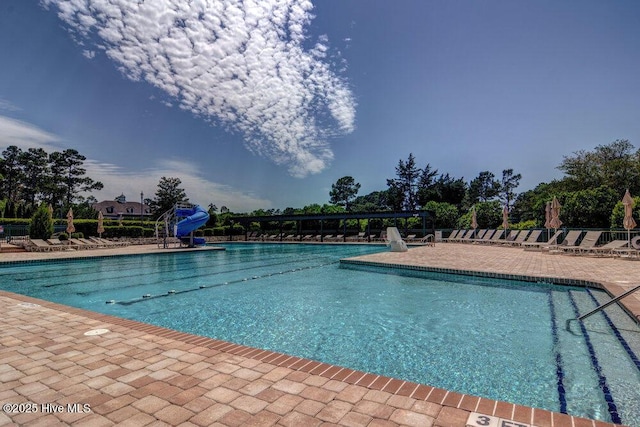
[92,194,152,221]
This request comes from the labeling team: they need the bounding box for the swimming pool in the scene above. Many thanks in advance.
[1,243,639,425]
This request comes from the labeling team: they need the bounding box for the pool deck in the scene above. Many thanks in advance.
[0,243,637,427]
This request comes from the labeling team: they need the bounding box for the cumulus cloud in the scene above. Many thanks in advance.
[41,0,356,177]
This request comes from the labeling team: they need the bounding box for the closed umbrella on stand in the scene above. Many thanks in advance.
[502,205,509,237]
[471,206,478,238]
[97,211,105,238]
[544,201,552,241]
[622,189,636,248]
[549,197,563,232]
[66,208,75,245]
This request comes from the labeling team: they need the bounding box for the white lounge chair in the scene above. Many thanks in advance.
[506,230,530,246]
[585,240,628,257]
[561,231,602,255]
[522,230,563,251]
[515,230,542,246]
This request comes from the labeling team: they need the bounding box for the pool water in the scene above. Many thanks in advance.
[1,243,639,425]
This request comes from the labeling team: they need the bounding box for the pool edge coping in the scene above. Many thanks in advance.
[0,288,628,427]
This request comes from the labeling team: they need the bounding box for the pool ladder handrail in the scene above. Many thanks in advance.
[565,284,640,330]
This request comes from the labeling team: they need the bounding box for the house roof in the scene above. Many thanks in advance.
[92,199,152,217]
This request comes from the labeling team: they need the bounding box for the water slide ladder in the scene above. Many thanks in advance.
[155,203,194,248]
[566,284,640,330]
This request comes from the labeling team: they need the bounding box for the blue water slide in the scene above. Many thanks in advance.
[175,205,209,245]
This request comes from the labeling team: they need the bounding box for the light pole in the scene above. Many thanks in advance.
[140,191,144,226]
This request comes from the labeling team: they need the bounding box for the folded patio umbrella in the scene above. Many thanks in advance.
[622,189,636,246]
[502,205,509,231]
[97,211,105,238]
[471,207,478,238]
[549,197,562,231]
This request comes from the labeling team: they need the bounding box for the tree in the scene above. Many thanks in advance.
[150,177,189,217]
[20,148,50,207]
[48,149,103,209]
[500,168,522,211]
[416,164,438,207]
[611,195,640,228]
[423,200,458,228]
[329,176,361,211]
[385,180,404,211]
[0,145,24,203]
[387,153,421,210]
[561,186,619,228]
[467,171,500,203]
[351,190,392,212]
[558,139,640,193]
[29,203,54,239]
[458,200,502,229]
[420,173,467,208]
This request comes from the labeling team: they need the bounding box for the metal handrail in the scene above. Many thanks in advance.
[566,284,640,330]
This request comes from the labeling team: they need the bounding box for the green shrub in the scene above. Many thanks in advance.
[610,196,640,228]
[101,225,144,238]
[29,203,54,239]
[510,220,537,230]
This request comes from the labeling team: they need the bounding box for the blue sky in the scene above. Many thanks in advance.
[1,1,640,212]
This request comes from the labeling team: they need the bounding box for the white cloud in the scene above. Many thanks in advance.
[0,115,272,212]
[0,99,22,113]
[0,116,61,150]
[41,0,356,177]
[85,158,272,211]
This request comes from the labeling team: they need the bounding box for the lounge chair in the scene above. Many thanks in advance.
[483,229,505,244]
[586,240,628,257]
[522,230,563,251]
[80,238,101,248]
[560,231,602,255]
[452,230,473,242]
[88,237,113,247]
[550,230,583,253]
[468,229,486,242]
[502,230,522,244]
[372,232,386,242]
[515,229,542,246]
[46,237,66,246]
[472,229,495,243]
[505,230,530,246]
[70,238,96,249]
[347,232,366,241]
[443,230,461,242]
[456,230,476,243]
[91,237,128,247]
[47,238,79,250]
[612,245,640,259]
[26,239,57,252]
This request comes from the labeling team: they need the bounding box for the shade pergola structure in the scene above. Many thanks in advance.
[231,210,435,242]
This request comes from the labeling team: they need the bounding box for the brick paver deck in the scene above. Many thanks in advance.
[1,243,637,426]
